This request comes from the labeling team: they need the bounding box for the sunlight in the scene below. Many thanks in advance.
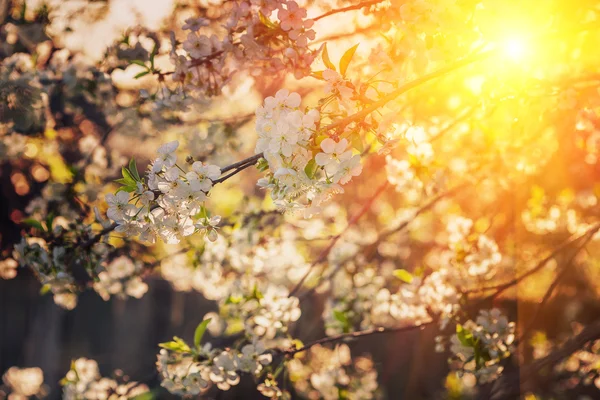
[501,36,528,61]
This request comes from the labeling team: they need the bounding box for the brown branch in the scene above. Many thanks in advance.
[517,228,598,344]
[284,319,432,355]
[467,223,600,302]
[488,318,600,400]
[312,0,386,22]
[318,49,493,135]
[289,181,390,297]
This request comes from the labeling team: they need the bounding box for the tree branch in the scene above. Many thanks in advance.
[289,181,390,297]
[284,319,432,355]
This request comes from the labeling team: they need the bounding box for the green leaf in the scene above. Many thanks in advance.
[45,213,55,231]
[311,70,325,80]
[393,269,413,284]
[304,159,318,179]
[130,391,156,400]
[116,185,137,193]
[122,167,137,185]
[194,318,212,349]
[456,324,473,347]
[40,284,51,295]
[23,218,44,231]
[159,337,191,353]
[130,60,148,68]
[258,11,277,29]
[351,133,364,153]
[129,158,140,181]
[322,43,336,71]
[339,43,359,76]
[333,310,348,324]
[252,284,264,300]
[257,158,269,172]
[134,71,149,79]
[114,178,130,185]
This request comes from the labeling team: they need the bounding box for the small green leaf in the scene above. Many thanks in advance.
[351,133,364,153]
[122,167,136,185]
[134,71,149,79]
[333,310,348,324]
[322,43,336,71]
[114,178,130,185]
[130,391,156,400]
[339,43,359,76]
[23,218,44,231]
[258,11,277,29]
[159,337,191,353]
[130,60,148,68]
[304,159,318,179]
[257,158,269,172]
[129,158,140,181]
[456,324,474,347]
[310,70,325,80]
[40,284,51,295]
[116,185,137,193]
[393,269,413,284]
[194,318,211,349]
[45,213,55,231]
[252,284,264,300]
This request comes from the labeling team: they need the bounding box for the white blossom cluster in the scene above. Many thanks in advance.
[168,0,317,99]
[157,337,272,396]
[220,283,302,340]
[13,238,79,310]
[1,366,47,399]
[256,89,362,216]
[106,140,223,244]
[555,338,600,390]
[61,358,149,400]
[445,216,503,279]
[288,344,380,400]
[160,225,309,301]
[384,125,436,203]
[448,308,516,383]
[92,256,148,301]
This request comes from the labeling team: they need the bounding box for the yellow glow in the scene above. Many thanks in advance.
[501,37,528,61]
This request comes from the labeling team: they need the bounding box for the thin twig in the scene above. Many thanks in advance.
[312,0,386,22]
[289,181,390,297]
[283,319,432,355]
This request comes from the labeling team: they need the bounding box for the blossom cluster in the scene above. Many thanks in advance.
[106,140,222,244]
[92,256,148,301]
[61,358,149,400]
[256,89,362,216]
[13,238,80,310]
[448,308,516,383]
[157,330,273,396]
[288,344,381,400]
[167,0,317,99]
[1,366,47,399]
[160,221,309,303]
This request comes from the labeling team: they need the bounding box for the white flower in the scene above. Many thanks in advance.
[323,69,354,100]
[0,258,18,279]
[332,154,362,184]
[315,138,352,169]
[182,17,209,32]
[278,1,307,32]
[153,140,179,172]
[106,191,136,222]
[187,162,221,192]
[196,215,221,242]
[106,256,135,280]
[183,33,213,59]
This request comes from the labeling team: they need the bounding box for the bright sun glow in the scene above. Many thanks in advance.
[501,37,528,61]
